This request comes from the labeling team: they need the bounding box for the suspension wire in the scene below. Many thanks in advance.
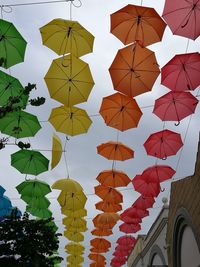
[1,0,74,8]
[63,137,70,178]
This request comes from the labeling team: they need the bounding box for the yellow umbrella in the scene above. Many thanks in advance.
[44,55,94,106]
[52,178,83,193]
[64,230,84,242]
[62,217,87,229]
[67,255,84,264]
[65,224,88,232]
[49,105,92,136]
[67,265,81,267]
[57,190,87,210]
[65,242,85,255]
[51,133,62,169]
[40,19,94,57]
[61,208,87,218]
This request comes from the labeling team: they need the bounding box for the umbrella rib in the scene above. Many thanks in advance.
[134,52,156,69]
[54,60,70,77]
[5,37,24,59]
[163,6,192,16]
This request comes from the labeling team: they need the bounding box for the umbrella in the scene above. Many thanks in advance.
[90,262,106,267]
[96,169,130,187]
[111,4,166,46]
[21,195,50,209]
[11,150,49,175]
[132,174,160,197]
[153,91,198,125]
[66,223,87,233]
[0,71,28,108]
[132,195,155,210]
[142,165,176,183]
[90,247,110,253]
[0,110,41,138]
[51,134,62,170]
[0,19,27,69]
[143,129,183,159]
[49,105,92,136]
[52,178,83,193]
[122,206,149,219]
[97,141,134,161]
[91,228,113,237]
[67,255,84,264]
[109,42,160,97]
[88,254,106,263]
[93,212,119,229]
[95,185,123,203]
[57,190,87,210]
[117,235,136,247]
[40,19,94,57]
[16,179,51,197]
[161,52,200,91]
[44,55,94,106]
[99,92,143,131]
[0,195,12,211]
[61,208,87,218]
[26,206,52,219]
[120,214,142,224]
[90,238,111,251]
[65,242,85,255]
[162,0,200,40]
[0,185,5,196]
[64,230,84,242]
[95,200,122,212]
[62,217,87,229]
[119,222,141,233]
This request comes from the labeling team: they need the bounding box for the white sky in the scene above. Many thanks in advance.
[1,0,200,266]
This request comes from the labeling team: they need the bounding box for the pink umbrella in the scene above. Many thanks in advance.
[132,195,155,210]
[142,165,176,183]
[119,222,141,233]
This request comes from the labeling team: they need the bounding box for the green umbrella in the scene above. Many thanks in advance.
[0,19,27,69]
[0,70,28,108]
[21,195,50,209]
[26,206,52,219]
[16,179,51,197]
[0,110,41,138]
[11,150,49,175]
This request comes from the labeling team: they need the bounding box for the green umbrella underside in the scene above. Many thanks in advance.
[16,179,51,197]
[26,205,52,219]
[21,195,50,209]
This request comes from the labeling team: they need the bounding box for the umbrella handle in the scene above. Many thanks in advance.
[175,121,180,126]
[161,188,165,192]
[162,156,167,160]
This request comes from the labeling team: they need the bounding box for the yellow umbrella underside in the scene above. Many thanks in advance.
[52,178,83,193]
[51,133,62,169]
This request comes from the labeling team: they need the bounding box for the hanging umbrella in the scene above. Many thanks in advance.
[26,206,52,219]
[62,217,87,229]
[0,110,41,138]
[95,185,123,203]
[90,262,106,267]
[61,208,87,218]
[144,129,183,159]
[99,92,143,131]
[57,190,87,210]
[161,52,200,91]
[40,19,94,57]
[52,178,83,193]
[66,223,88,233]
[117,235,136,247]
[0,195,12,212]
[89,254,106,263]
[122,206,149,219]
[120,214,142,224]
[67,255,84,264]
[162,0,200,40]
[64,230,84,242]
[97,141,134,161]
[21,195,50,209]
[90,247,110,253]
[132,195,155,210]
[16,179,51,197]
[0,185,5,196]
[95,200,122,212]
[11,150,49,175]
[141,165,176,183]
[51,134,62,170]
[90,238,111,251]
[93,212,119,229]
[91,227,113,237]
[96,169,130,188]
[49,105,92,136]
[44,54,94,106]
[111,4,166,46]
[0,19,27,69]
[153,91,198,125]
[119,222,141,233]
[0,71,28,108]
[109,42,160,98]
[132,174,160,197]
[65,242,85,255]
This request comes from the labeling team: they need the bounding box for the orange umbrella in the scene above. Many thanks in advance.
[99,92,143,131]
[93,212,119,229]
[89,253,106,264]
[109,42,160,97]
[90,238,111,251]
[90,262,106,267]
[111,4,166,46]
[90,247,109,253]
[95,185,123,203]
[95,200,122,212]
[91,227,113,236]
[96,169,131,187]
[97,141,134,161]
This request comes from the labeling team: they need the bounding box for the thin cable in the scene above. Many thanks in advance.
[63,137,70,178]
[185,38,190,53]
[1,0,74,8]
[141,0,143,5]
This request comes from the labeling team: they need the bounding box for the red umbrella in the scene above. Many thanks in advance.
[122,206,149,219]
[161,53,200,91]
[162,0,200,40]
[115,244,132,253]
[132,174,160,197]
[119,222,141,233]
[142,165,176,183]
[117,235,136,247]
[143,129,183,159]
[132,195,155,210]
[153,91,198,125]
[120,214,142,224]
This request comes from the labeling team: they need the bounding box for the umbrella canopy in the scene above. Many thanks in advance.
[91,228,113,237]
[162,0,200,40]
[0,195,12,211]
[57,190,87,210]
[16,179,51,197]
[122,206,149,219]
[49,105,92,136]
[52,178,83,193]
[21,195,50,209]
[66,223,87,233]
[0,19,27,69]
[44,54,94,106]
[26,206,52,219]
[109,42,160,97]
[93,212,119,229]
[64,230,84,242]
[144,129,183,159]
[132,174,160,197]
[61,208,87,218]
[90,262,106,267]
[0,185,5,196]
[65,242,85,255]
[88,254,106,263]
[95,185,123,203]
[142,165,176,183]
[0,110,41,138]
[11,150,49,175]
[111,4,166,46]
[40,19,94,57]
[95,200,122,212]
[132,195,155,210]
[161,52,200,91]
[153,91,198,124]
[0,71,28,107]
[90,238,111,251]
[96,169,131,187]
[99,92,143,131]
[67,255,84,264]
[51,134,62,170]
[97,141,134,161]
[90,247,110,253]
[117,235,136,247]
[119,222,141,233]
[120,214,142,224]
[62,217,87,229]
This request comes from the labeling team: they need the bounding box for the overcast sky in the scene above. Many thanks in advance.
[1,0,200,266]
